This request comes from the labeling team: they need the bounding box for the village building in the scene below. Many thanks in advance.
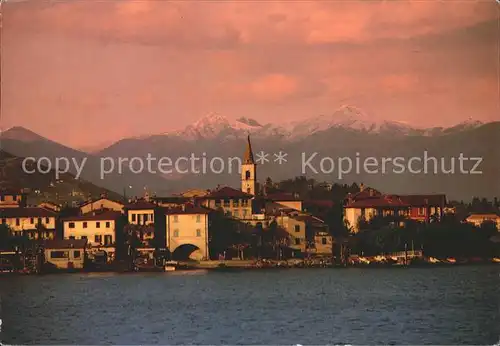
[43,239,87,270]
[80,197,125,214]
[264,192,303,213]
[62,210,122,261]
[125,200,157,226]
[38,201,62,212]
[344,186,447,233]
[465,213,500,229]
[0,207,57,239]
[153,196,190,209]
[200,187,254,219]
[0,189,27,208]
[312,231,334,256]
[178,189,210,198]
[164,206,210,260]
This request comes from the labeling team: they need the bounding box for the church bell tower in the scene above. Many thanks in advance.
[241,135,256,195]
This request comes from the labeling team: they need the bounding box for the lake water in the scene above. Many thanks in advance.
[1,266,499,345]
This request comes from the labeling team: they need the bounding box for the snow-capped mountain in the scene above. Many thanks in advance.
[163,113,265,140]
[158,105,431,141]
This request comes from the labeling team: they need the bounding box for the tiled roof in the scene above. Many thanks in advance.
[80,197,124,207]
[351,188,382,201]
[466,213,499,219]
[124,201,158,210]
[0,207,57,218]
[43,239,87,249]
[399,194,446,206]
[204,187,253,199]
[345,195,410,208]
[62,210,122,221]
[152,196,190,203]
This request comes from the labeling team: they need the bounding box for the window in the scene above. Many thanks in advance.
[144,214,149,222]
[45,217,50,224]
[322,237,327,245]
[37,217,42,224]
[418,207,426,216]
[233,210,239,218]
[83,222,88,228]
[132,214,137,222]
[196,214,201,223]
[96,222,101,228]
[294,225,300,232]
[173,215,179,223]
[295,238,301,245]
[173,229,179,237]
[68,222,75,229]
[73,250,81,258]
[242,210,247,218]
[95,235,102,243]
[104,235,112,245]
[30,217,34,224]
[196,229,201,237]
[50,251,69,259]
[223,200,230,207]
[105,222,110,228]
[242,200,248,207]
[15,218,20,226]
[69,236,75,240]
[245,170,251,180]
[233,200,240,207]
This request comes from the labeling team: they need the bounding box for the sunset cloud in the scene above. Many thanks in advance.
[1,0,498,147]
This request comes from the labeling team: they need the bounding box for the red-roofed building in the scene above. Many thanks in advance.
[344,188,447,233]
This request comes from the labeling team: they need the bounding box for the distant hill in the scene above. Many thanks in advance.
[0,151,123,206]
[2,117,499,201]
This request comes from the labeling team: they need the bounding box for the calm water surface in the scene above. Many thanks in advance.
[1,266,499,345]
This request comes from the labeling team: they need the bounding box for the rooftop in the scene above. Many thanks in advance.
[204,186,253,199]
[62,210,122,221]
[124,200,158,210]
[0,207,57,218]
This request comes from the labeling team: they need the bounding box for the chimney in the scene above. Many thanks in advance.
[369,189,374,197]
[359,183,365,192]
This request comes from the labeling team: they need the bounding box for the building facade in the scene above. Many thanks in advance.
[1,207,57,239]
[164,207,210,260]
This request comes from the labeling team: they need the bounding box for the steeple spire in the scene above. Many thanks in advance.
[243,135,255,164]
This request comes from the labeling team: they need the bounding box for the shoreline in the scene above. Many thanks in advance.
[1,259,498,275]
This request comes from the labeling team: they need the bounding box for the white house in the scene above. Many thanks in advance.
[62,210,122,255]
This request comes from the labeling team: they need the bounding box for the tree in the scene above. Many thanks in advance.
[0,223,12,249]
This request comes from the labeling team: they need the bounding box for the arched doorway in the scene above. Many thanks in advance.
[171,244,203,261]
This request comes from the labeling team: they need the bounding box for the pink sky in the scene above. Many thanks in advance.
[2,0,499,148]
